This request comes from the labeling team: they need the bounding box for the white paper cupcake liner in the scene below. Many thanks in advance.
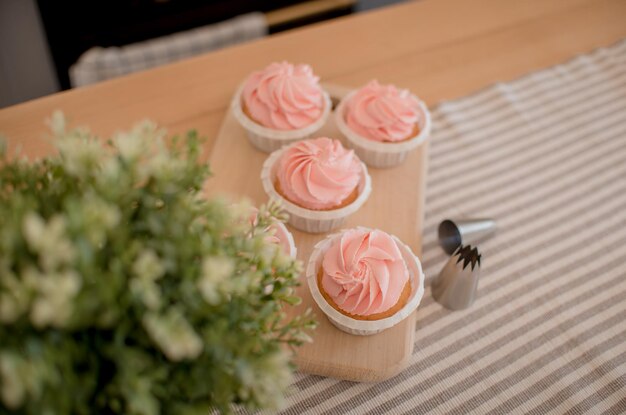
[247,205,297,258]
[334,90,432,168]
[274,221,298,258]
[231,83,332,153]
[306,227,425,336]
[260,145,372,234]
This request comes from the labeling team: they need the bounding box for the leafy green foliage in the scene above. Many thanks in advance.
[0,113,316,414]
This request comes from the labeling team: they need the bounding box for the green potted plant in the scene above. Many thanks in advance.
[0,113,316,414]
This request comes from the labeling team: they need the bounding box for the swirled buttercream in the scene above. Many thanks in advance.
[321,229,409,316]
[276,138,360,210]
[345,80,421,142]
[242,61,325,130]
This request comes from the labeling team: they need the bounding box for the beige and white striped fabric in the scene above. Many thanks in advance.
[280,39,626,414]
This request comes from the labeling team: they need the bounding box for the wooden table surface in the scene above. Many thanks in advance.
[1,0,625,156]
[1,0,625,384]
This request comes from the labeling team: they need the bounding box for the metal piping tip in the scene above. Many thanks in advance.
[438,218,496,255]
[432,244,482,310]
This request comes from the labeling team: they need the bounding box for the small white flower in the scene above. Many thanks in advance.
[22,213,75,271]
[0,353,25,409]
[130,278,162,311]
[132,250,165,281]
[197,257,234,304]
[0,353,48,411]
[56,135,103,176]
[202,257,234,282]
[99,157,122,183]
[28,269,81,328]
[263,284,274,295]
[113,131,146,161]
[22,212,45,249]
[130,250,165,310]
[142,309,203,361]
[80,193,121,245]
[197,278,219,305]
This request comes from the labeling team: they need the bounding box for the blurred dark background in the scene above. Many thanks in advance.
[0,0,405,108]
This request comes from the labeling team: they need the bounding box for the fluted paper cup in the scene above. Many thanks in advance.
[231,83,332,153]
[260,146,372,234]
[248,206,298,258]
[306,227,425,335]
[334,90,431,168]
[274,221,298,258]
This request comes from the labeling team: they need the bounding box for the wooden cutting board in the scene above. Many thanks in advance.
[205,84,428,382]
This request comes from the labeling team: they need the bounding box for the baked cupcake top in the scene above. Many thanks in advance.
[242,61,325,131]
[321,229,409,317]
[345,80,421,142]
[276,137,361,210]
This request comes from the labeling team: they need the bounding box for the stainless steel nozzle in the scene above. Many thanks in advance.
[432,245,481,310]
[438,218,496,255]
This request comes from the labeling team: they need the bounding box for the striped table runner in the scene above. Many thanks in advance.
[281,39,626,414]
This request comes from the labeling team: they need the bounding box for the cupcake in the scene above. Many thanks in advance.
[307,227,425,335]
[261,137,371,233]
[232,61,332,153]
[335,80,431,168]
[249,208,297,258]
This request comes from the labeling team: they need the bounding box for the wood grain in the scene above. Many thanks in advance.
[0,0,625,381]
[204,83,428,381]
[1,0,624,156]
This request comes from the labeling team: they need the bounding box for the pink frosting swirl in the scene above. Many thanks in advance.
[242,61,325,130]
[345,80,421,142]
[322,229,409,316]
[277,137,361,210]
